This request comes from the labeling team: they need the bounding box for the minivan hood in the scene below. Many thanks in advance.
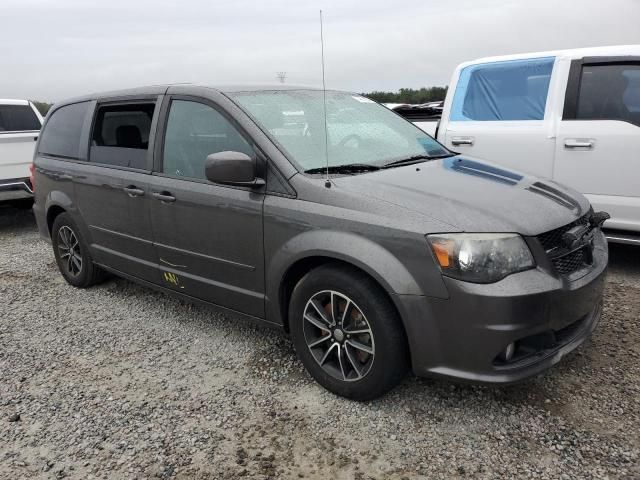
[332,156,590,235]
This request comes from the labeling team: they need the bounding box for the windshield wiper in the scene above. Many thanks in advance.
[381,152,454,169]
[304,163,381,174]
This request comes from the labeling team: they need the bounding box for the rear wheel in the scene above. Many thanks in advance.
[51,213,106,288]
[289,264,408,401]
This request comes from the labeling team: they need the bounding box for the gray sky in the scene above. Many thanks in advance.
[3,0,639,102]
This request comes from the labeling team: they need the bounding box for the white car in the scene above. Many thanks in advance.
[0,99,43,203]
[436,45,640,244]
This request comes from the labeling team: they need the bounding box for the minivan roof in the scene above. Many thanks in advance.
[460,44,640,68]
[49,84,330,111]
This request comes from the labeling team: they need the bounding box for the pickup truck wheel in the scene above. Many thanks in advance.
[51,213,105,288]
[289,264,408,401]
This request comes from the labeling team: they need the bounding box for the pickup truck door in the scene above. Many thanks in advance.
[0,102,42,186]
[554,58,640,232]
[437,57,557,178]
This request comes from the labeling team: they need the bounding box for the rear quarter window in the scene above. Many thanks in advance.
[38,102,91,159]
[450,57,555,121]
[0,104,41,132]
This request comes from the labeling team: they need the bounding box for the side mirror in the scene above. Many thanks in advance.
[204,151,265,188]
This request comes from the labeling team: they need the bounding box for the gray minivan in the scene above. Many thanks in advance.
[33,85,608,400]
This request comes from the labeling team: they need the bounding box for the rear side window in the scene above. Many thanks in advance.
[450,57,554,121]
[38,102,90,159]
[90,103,155,169]
[576,64,640,126]
[0,104,41,132]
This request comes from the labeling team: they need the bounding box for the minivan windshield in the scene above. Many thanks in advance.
[229,90,450,172]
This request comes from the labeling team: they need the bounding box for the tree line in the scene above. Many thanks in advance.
[31,101,52,116]
[363,86,447,104]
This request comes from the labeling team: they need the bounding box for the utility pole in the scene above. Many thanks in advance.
[276,72,287,83]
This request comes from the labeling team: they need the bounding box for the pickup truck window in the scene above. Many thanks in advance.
[576,64,640,126]
[38,101,90,159]
[450,57,554,121]
[90,103,155,169]
[0,104,41,132]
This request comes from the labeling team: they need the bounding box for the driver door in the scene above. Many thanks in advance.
[149,96,266,317]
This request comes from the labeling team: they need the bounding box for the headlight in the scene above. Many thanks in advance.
[427,233,535,283]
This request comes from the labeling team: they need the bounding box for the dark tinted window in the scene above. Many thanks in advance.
[577,64,640,126]
[90,103,155,169]
[163,100,253,180]
[38,102,90,159]
[0,104,41,132]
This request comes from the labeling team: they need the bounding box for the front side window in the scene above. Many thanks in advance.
[229,90,448,171]
[162,100,254,180]
[450,57,554,121]
[38,102,90,159]
[0,104,41,132]
[576,63,640,126]
[90,103,155,169]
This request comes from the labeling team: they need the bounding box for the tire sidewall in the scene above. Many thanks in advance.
[51,213,93,287]
[289,266,407,400]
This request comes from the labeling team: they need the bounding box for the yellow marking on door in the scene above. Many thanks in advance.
[163,272,180,286]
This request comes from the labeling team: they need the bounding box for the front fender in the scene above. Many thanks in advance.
[266,229,427,325]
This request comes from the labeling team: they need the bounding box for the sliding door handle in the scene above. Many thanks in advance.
[123,186,145,197]
[152,191,176,203]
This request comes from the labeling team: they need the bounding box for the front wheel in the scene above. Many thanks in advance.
[289,264,409,401]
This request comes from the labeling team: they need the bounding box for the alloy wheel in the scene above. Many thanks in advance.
[302,290,375,382]
[57,225,83,277]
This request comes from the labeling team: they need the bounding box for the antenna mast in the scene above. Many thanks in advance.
[319,10,330,188]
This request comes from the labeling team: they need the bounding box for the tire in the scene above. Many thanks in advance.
[289,264,409,401]
[51,213,106,288]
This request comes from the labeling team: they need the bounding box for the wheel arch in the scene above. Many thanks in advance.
[266,230,423,333]
[43,191,91,244]
[46,204,67,236]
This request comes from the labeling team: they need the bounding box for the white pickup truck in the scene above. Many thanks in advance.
[436,45,640,244]
[0,99,43,203]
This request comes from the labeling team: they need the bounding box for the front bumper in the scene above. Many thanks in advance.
[0,177,33,202]
[397,230,607,384]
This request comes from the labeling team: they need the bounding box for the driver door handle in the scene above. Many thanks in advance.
[152,191,176,203]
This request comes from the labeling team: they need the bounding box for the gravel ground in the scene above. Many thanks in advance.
[1,205,639,479]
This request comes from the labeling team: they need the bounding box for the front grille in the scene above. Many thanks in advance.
[537,213,590,251]
[552,248,588,275]
[537,211,595,276]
